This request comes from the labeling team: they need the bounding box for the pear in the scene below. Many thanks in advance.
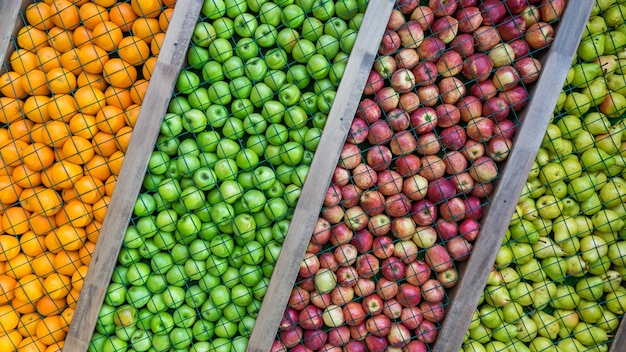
[599,91,626,118]
[484,341,507,352]
[574,215,595,237]
[577,299,603,323]
[487,267,504,286]
[569,63,602,88]
[555,115,583,139]
[582,112,611,135]
[557,337,587,352]
[597,307,620,332]
[594,54,619,73]
[604,31,626,54]
[561,198,581,217]
[601,269,623,292]
[563,92,592,117]
[587,15,609,35]
[606,73,626,95]
[575,275,605,301]
[468,309,481,330]
[607,240,626,267]
[516,259,546,283]
[595,125,623,155]
[509,282,533,307]
[519,197,540,221]
[500,267,521,289]
[580,235,609,264]
[507,340,532,352]
[572,322,608,346]
[484,285,511,307]
[553,308,580,331]
[599,177,626,207]
[550,284,581,310]
[463,340,487,352]
[541,256,568,282]
[588,255,612,276]
[479,304,503,329]
[530,280,556,310]
[604,286,626,314]
[491,323,518,343]
[591,209,624,234]
[531,310,560,339]
[509,219,539,244]
[566,255,589,277]
[572,130,596,154]
[510,242,534,265]
[501,301,524,323]
[555,91,566,113]
[532,218,553,237]
[469,323,492,344]
[528,336,561,352]
[577,36,605,62]
[581,192,603,215]
[515,315,538,343]
[532,237,565,258]
[604,4,626,28]
[580,77,608,106]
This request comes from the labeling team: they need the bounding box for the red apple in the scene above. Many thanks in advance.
[324,183,342,207]
[469,156,499,182]
[428,0,458,17]
[404,341,428,352]
[483,96,510,121]
[362,293,384,315]
[470,80,498,102]
[327,325,351,346]
[356,98,382,123]
[436,218,459,240]
[366,314,392,337]
[395,48,420,69]
[439,196,466,221]
[341,184,363,209]
[390,130,417,156]
[420,300,445,322]
[310,290,332,309]
[312,217,331,246]
[457,95,483,122]
[462,53,494,82]
[351,229,374,254]
[450,172,475,194]
[479,0,507,25]
[383,299,404,321]
[336,265,359,287]
[417,132,442,156]
[521,5,541,28]
[426,177,456,203]
[462,139,486,161]
[436,50,463,77]
[397,21,425,49]
[330,223,354,246]
[456,6,482,33]
[350,322,368,341]
[344,205,368,231]
[466,117,495,142]
[364,334,389,352]
[271,339,286,352]
[489,42,516,68]
[346,117,369,145]
[390,68,416,93]
[525,22,554,49]
[279,307,299,331]
[474,25,501,52]
[434,103,460,128]
[411,199,437,225]
[343,301,367,326]
[400,307,423,330]
[319,252,339,272]
[499,85,529,111]
[419,155,446,181]
[439,125,467,151]
[377,170,403,196]
[395,154,422,177]
[411,6,435,30]
[492,118,517,139]
[471,181,493,198]
[515,56,542,84]
[360,189,386,216]
[397,0,419,15]
[375,86,400,112]
[334,243,358,267]
[446,235,473,261]
[417,85,440,106]
[338,142,361,170]
[443,150,468,174]
[303,329,327,351]
[354,278,376,297]
[391,217,417,241]
[332,166,350,187]
[487,136,513,162]
[424,244,453,272]
[416,37,446,62]
[298,304,323,330]
[406,260,432,286]
[352,163,378,190]
[450,33,475,57]
[399,92,421,113]
[416,320,438,343]
[412,61,438,87]
[299,252,321,278]
[367,213,391,237]
[410,107,438,134]
[363,71,385,96]
[279,326,303,348]
[460,218,481,241]
[403,174,429,201]
[372,235,395,259]
[499,16,527,42]
[288,286,310,310]
[377,277,399,300]
[431,16,459,44]
[356,253,380,278]
[387,9,406,31]
[385,193,411,217]
[510,38,531,59]
[396,283,422,307]
[379,30,401,55]
[366,145,393,172]
[439,76,465,104]
[421,279,446,303]
[330,285,354,306]
[506,0,529,14]
[492,65,520,91]
[413,225,438,249]
[540,0,566,22]
[438,267,460,288]
[381,256,407,281]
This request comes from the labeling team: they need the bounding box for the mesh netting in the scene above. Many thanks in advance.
[0,0,174,351]
[271,0,568,351]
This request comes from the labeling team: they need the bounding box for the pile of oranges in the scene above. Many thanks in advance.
[0,0,175,350]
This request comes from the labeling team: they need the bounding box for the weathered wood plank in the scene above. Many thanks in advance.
[431,2,595,352]
[63,1,203,351]
[245,2,395,351]
[0,0,31,74]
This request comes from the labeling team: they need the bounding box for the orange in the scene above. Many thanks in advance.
[0,235,20,262]
[74,86,105,115]
[0,275,17,304]
[92,195,110,222]
[85,221,101,243]
[36,47,62,73]
[104,86,132,110]
[159,7,173,31]
[21,69,50,96]
[69,113,98,139]
[0,208,30,236]
[59,307,73,331]
[129,79,149,104]
[17,336,46,352]
[49,161,83,189]
[20,231,46,257]
[77,240,94,265]
[11,164,42,189]
[31,252,56,277]
[142,56,157,80]
[131,0,163,18]
[62,136,94,165]
[23,95,52,123]
[0,304,20,332]
[0,175,23,205]
[47,27,74,53]
[52,251,79,277]
[65,289,80,308]
[109,3,138,32]
[95,105,126,134]
[0,98,24,125]
[0,139,28,167]
[55,200,92,228]
[11,297,37,314]
[102,58,137,88]
[124,104,141,127]
[16,26,49,52]
[46,67,77,95]
[14,274,44,302]
[0,330,23,349]
[70,265,87,291]
[25,2,54,30]
[45,341,65,352]
[115,126,133,153]
[79,2,109,30]
[92,132,119,156]
[162,0,176,7]
[92,21,123,52]
[10,49,38,75]
[77,44,108,75]
[60,188,78,202]
[93,0,116,7]
[28,214,56,237]
[40,121,71,148]
[28,188,63,217]
[17,312,40,337]
[107,151,125,175]
[118,36,150,66]
[104,175,116,196]
[73,176,104,204]
[8,119,34,143]
[40,168,57,190]
[47,94,77,123]
[59,48,82,75]
[22,143,55,172]
[50,225,85,252]
[50,0,81,30]
[43,274,71,300]
[131,17,160,43]
[150,32,166,55]
[5,253,33,280]
[76,72,107,91]
[36,297,66,317]
[36,315,67,345]
[0,71,27,99]
[72,25,93,48]
[84,155,110,181]
[18,187,43,212]
[0,129,12,149]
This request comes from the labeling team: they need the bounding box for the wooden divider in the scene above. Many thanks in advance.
[431,2,595,352]
[63,1,203,350]
[0,0,31,71]
[245,1,395,350]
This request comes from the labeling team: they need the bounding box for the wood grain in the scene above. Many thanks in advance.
[0,0,31,74]
[245,2,395,351]
[62,1,203,351]
[432,2,595,352]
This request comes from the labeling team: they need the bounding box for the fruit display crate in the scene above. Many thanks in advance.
[1,1,620,352]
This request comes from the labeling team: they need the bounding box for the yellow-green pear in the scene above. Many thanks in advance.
[572,322,608,346]
[594,126,623,155]
[515,315,538,343]
[580,77,609,106]
[599,91,626,118]
[594,54,618,73]
[570,63,602,88]
[557,337,587,351]
[528,336,561,352]
[566,255,589,277]
[532,237,565,258]
[604,4,626,28]
[604,31,626,54]
[577,36,605,62]
[531,310,560,339]
[563,92,592,117]
[606,73,626,95]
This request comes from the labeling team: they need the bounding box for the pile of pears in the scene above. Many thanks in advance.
[462,2,626,352]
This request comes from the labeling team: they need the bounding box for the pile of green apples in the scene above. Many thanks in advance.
[87,0,368,351]
[462,2,626,352]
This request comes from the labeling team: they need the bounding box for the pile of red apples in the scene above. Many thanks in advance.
[272,0,565,351]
